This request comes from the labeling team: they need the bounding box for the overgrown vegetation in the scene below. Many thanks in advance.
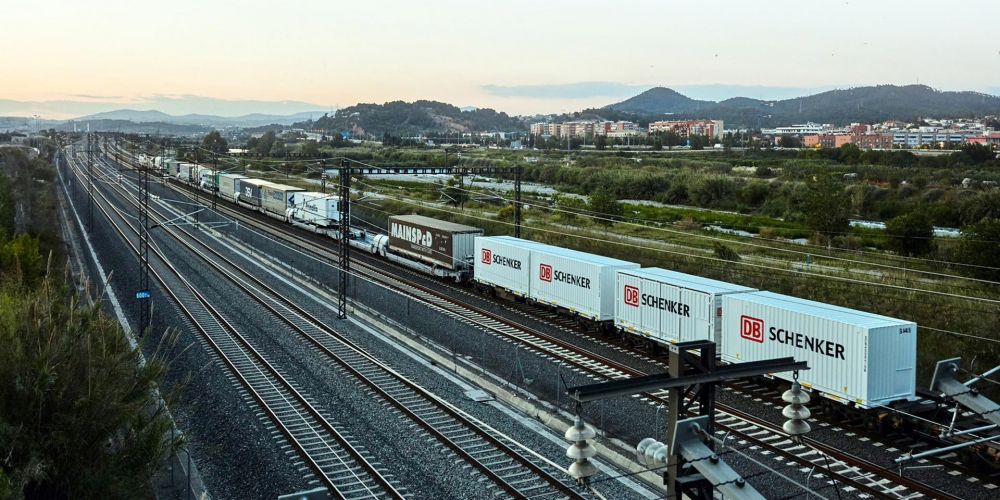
[0,147,177,499]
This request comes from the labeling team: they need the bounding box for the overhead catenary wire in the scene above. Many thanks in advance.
[354,181,1000,303]
[374,175,1000,278]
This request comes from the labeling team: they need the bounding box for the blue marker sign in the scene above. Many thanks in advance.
[135,290,151,300]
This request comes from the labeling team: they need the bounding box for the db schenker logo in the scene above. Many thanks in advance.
[481,248,492,265]
[623,285,640,307]
[740,315,765,343]
[539,264,553,282]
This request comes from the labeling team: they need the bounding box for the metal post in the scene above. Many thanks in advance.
[514,165,522,238]
[138,151,150,334]
[338,159,350,319]
[212,151,218,210]
[87,133,94,230]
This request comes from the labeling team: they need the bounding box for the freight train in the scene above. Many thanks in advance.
[135,153,918,410]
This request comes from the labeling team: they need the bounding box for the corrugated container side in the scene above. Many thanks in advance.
[528,245,638,321]
[720,292,916,407]
[389,216,482,270]
[218,174,247,199]
[261,183,304,215]
[237,179,269,207]
[474,236,531,296]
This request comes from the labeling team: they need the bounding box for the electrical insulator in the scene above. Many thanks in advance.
[636,438,669,468]
[565,416,598,482]
[782,378,811,437]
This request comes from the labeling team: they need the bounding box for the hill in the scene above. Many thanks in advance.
[604,85,1000,128]
[607,87,715,114]
[73,109,325,128]
[293,100,524,137]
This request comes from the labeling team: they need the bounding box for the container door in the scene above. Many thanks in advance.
[658,283,682,343]
[679,288,712,342]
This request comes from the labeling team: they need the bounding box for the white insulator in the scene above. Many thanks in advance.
[782,382,811,405]
[568,460,598,480]
[565,416,598,481]
[784,419,812,436]
[565,417,597,442]
[644,441,667,467]
[566,441,597,460]
[636,437,658,458]
[782,381,811,436]
[782,405,811,421]
[652,444,670,467]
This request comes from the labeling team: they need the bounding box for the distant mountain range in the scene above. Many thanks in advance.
[603,85,1000,127]
[71,109,325,127]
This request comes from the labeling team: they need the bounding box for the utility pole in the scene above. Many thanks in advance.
[87,133,94,230]
[514,165,522,238]
[212,151,218,210]
[338,159,351,319]
[137,148,151,334]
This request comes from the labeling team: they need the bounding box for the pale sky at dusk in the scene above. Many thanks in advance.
[3,0,999,118]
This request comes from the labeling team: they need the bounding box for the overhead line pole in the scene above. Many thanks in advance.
[338,159,351,319]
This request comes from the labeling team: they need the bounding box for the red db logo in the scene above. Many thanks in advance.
[740,315,764,343]
[624,285,639,307]
[481,248,492,264]
[539,264,553,282]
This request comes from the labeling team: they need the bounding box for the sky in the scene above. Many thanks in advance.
[3,0,999,119]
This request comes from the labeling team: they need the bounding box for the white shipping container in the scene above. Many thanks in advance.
[526,241,639,321]
[289,191,344,226]
[474,236,533,297]
[218,174,247,200]
[176,163,195,181]
[615,268,756,345]
[720,291,917,407]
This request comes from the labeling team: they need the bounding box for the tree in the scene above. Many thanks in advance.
[255,131,275,156]
[957,218,1000,281]
[441,176,469,208]
[0,272,179,498]
[664,131,682,149]
[300,140,320,157]
[588,189,623,227]
[713,242,741,261]
[802,174,852,238]
[0,176,15,241]
[594,134,607,150]
[885,211,935,256]
[269,139,287,157]
[201,130,228,154]
[497,204,515,221]
[778,135,802,148]
[958,143,995,164]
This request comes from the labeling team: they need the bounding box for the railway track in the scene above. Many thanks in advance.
[83,149,586,499]
[61,151,407,499]
[106,151,967,498]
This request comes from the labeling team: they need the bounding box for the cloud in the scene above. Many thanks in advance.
[69,94,123,100]
[482,82,650,99]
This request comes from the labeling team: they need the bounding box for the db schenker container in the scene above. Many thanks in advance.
[721,291,917,407]
[389,215,482,270]
[475,236,639,321]
[615,268,756,346]
[261,182,305,217]
[218,173,247,202]
[475,236,533,297]
[289,192,346,227]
